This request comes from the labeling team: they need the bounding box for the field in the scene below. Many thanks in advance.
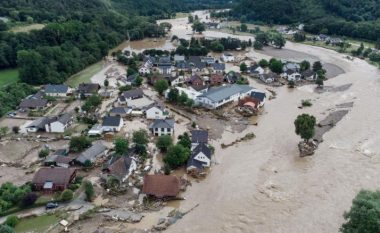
[10,24,45,33]
[0,69,19,87]
[65,62,103,87]
[14,215,59,233]
[175,12,190,19]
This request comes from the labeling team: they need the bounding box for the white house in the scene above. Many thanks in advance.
[221,53,235,62]
[149,119,175,136]
[88,124,103,136]
[165,86,202,102]
[139,66,151,75]
[259,73,278,84]
[249,65,265,75]
[281,70,301,82]
[44,84,71,97]
[101,116,124,132]
[187,143,212,172]
[145,104,168,120]
[196,84,254,109]
[45,114,73,133]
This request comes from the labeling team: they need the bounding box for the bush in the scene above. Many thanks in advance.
[4,215,19,228]
[68,184,80,191]
[0,225,14,233]
[164,144,190,169]
[156,135,173,152]
[69,136,91,152]
[21,192,38,207]
[301,100,312,107]
[84,181,95,202]
[38,149,49,158]
[60,189,74,202]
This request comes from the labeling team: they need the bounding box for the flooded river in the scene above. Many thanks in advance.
[106,10,380,233]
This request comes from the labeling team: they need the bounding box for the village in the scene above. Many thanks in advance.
[0,9,357,233]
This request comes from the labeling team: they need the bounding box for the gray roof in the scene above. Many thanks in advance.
[191,130,208,143]
[56,113,72,124]
[187,143,212,170]
[211,63,225,71]
[45,84,69,94]
[77,83,100,94]
[102,116,122,127]
[19,99,48,109]
[110,107,130,115]
[76,143,107,164]
[174,55,185,62]
[122,89,143,99]
[250,91,266,102]
[27,117,51,129]
[198,84,253,102]
[149,119,175,129]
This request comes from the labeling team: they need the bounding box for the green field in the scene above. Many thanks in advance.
[175,12,190,19]
[10,24,45,33]
[65,62,103,87]
[0,69,19,87]
[14,215,59,233]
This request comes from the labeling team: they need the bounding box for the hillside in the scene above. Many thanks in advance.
[232,0,380,41]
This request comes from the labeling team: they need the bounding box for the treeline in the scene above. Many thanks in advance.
[0,83,36,117]
[229,0,380,42]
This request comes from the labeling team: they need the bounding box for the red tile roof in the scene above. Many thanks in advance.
[142,175,180,198]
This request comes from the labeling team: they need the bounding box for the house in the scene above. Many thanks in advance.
[77,83,101,97]
[167,75,185,86]
[248,65,265,76]
[302,69,317,81]
[109,107,132,117]
[158,64,173,75]
[45,113,73,133]
[145,104,168,120]
[149,118,175,136]
[76,143,108,165]
[281,69,301,82]
[148,75,165,86]
[187,143,212,172]
[165,87,202,101]
[206,22,220,29]
[317,34,330,42]
[201,56,216,65]
[189,85,208,93]
[210,63,225,74]
[44,84,71,97]
[142,175,180,198]
[175,61,192,72]
[209,74,224,86]
[119,89,144,104]
[88,124,103,136]
[139,66,151,75]
[125,74,139,86]
[196,84,254,109]
[191,130,208,149]
[250,91,266,107]
[224,71,242,83]
[221,53,235,62]
[19,98,48,111]
[174,55,185,63]
[187,75,204,86]
[102,155,137,183]
[44,154,73,168]
[259,73,279,84]
[26,117,51,132]
[32,167,76,193]
[102,116,124,132]
[189,56,207,73]
[283,62,300,73]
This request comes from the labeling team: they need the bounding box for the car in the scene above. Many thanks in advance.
[46,202,59,210]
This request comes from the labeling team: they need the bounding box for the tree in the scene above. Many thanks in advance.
[188,15,194,23]
[253,41,263,50]
[240,24,248,32]
[21,192,38,207]
[0,225,14,233]
[38,149,49,158]
[132,129,149,146]
[82,95,102,112]
[340,190,380,233]
[269,59,283,74]
[312,61,323,72]
[69,136,91,152]
[114,137,129,155]
[156,135,173,152]
[164,144,190,169]
[178,132,191,149]
[300,60,310,71]
[154,80,169,95]
[4,216,19,228]
[258,59,269,68]
[168,88,179,103]
[294,114,316,142]
[178,92,188,105]
[104,79,109,88]
[240,62,248,72]
[293,32,306,42]
[210,41,224,52]
[134,76,143,87]
[12,126,19,134]
[17,50,47,85]
[84,181,95,202]
[316,76,324,88]
[272,34,286,48]
[60,189,73,202]
[255,32,269,45]
[192,21,205,34]
[0,126,8,138]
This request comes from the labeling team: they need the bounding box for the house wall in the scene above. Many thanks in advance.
[46,92,68,97]
[46,121,67,133]
[194,152,211,167]
[151,127,174,136]
[146,107,165,120]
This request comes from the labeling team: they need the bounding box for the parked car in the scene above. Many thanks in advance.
[46,202,59,210]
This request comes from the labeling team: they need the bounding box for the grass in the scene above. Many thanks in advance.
[0,69,19,87]
[175,12,190,19]
[65,62,103,87]
[14,214,59,233]
[10,24,45,33]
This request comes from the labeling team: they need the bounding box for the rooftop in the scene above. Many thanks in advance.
[191,130,208,143]
[142,175,180,198]
[102,116,122,127]
[32,167,76,185]
[149,118,175,129]
[198,84,253,103]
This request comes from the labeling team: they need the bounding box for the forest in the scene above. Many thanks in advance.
[231,0,380,42]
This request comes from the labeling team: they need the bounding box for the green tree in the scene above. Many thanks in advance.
[188,15,194,23]
[269,59,283,74]
[134,76,143,87]
[132,129,149,146]
[178,92,188,105]
[60,189,73,202]
[258,59,269,68]
[312,61,323,72]
[17,50,47,85]
[294,114,316,142]
[240,24,248,32]
[82,95,102,112]
[210,41,224,52]
[316,77,324,88]
[178,132,191,149]
[255,32,269,45]
[154,79,169,95]
[240,62,248,72]
[114,137,129,155]
[164,144,190,169]
[192,21,205,34]
[84,181,95,202]
[0,126,9,138]
[38,149,49,158]
[253,41,263,50]
[300,60,310,71]
[4,216,19,228]
[104,79,109,88]
[69,136,91,152]
[0,225,14,233]
[272,34,286,48]
[340,190,380,233]
[293,32,306,42]
[168,88,179,103]
[156,135,173,152]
